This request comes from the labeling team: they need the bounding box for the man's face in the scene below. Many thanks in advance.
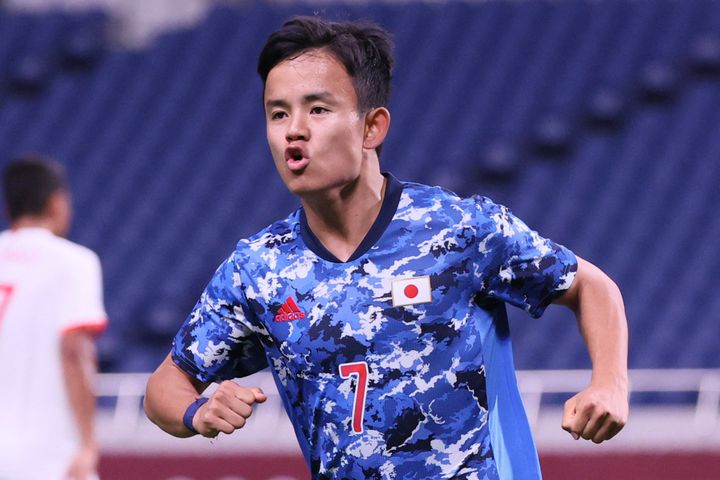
[264,49,367,197]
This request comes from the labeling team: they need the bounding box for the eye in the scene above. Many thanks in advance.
[270,111,287,120]
[310,106,329,115]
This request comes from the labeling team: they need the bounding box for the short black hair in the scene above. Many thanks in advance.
[257,16,394,113]
[2,155,67,221]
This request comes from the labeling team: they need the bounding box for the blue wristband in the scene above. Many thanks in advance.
[182,397,209,435]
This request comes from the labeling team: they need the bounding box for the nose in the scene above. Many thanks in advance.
[286,114,309,142]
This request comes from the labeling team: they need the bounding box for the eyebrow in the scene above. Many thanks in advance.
[265,91,336,109]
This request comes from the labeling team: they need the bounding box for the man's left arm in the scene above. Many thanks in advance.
[60,251,107,479]
[553,256,629,443]
[61,329,100,480]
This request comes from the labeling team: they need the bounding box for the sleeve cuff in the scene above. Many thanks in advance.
[527,251,578,318]
[61,318,108,336]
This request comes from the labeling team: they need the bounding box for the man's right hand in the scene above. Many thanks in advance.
[191,381,267,437]
[64,442,98,480]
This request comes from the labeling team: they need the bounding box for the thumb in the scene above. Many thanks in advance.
[251,387,267,403]
[562,396,580,440]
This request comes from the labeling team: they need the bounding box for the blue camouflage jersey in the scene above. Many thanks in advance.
[172,173,577,479]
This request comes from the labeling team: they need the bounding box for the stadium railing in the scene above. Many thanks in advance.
[96,368,720,453]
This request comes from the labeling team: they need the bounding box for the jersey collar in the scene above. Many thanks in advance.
[9,226,53,236]
[299,172,404,263]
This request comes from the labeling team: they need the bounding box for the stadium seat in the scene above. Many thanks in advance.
[690,33,720,74]
[1,1,718,375]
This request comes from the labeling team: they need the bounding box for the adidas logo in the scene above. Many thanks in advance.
[274,297,306,322]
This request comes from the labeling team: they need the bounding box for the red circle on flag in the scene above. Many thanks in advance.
[404,284,419,299]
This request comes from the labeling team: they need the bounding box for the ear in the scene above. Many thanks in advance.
[363,107,391,150]
[45,191,64,217]
[46,190,72,237]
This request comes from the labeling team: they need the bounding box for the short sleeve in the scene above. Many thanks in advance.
[171,252,268,383]
[61,250,108,334]
[473,196,578,318]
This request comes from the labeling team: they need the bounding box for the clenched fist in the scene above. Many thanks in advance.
[561,383,628,444]
[192,381,267,437]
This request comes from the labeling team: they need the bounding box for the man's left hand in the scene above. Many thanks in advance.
[561,383,629,443]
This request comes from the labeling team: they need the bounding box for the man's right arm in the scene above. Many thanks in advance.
[144,354,266,438]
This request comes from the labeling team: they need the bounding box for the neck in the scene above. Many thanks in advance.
[301,165,386,262]
[10,217,56,235]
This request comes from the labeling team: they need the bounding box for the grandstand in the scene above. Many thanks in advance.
[1,0,719,478]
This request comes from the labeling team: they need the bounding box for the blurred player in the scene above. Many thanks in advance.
[0,156,107,480]
[145,17,629,479]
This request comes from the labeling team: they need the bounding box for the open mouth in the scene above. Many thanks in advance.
[285,146,304,160]
[285,146,309,172]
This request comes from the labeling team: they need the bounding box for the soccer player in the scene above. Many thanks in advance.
[0,156,107,480]
[145,17,629,479]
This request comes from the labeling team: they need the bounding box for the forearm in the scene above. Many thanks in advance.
[579,281,628,387]
[144,354,207,437]
[61,332,98,447]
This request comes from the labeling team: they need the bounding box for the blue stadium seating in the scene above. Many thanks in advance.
[0,1,718,372]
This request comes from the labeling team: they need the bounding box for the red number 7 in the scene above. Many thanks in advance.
[338,361,369,434]
[0,284,15,328]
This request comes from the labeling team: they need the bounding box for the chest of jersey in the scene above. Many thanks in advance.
[243,220,489,378]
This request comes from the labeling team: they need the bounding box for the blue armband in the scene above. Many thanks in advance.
[182,397,209,435]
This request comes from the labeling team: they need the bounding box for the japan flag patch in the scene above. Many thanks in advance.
[391,276,432,307]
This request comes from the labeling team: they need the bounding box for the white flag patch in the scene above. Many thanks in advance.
[391,276,432,307]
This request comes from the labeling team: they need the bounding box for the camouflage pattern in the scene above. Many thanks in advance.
[172,174,577,479]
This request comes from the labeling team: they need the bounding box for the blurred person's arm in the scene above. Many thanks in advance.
[61,329,99,480]
[144,354,266,438]
[553,256,629,443]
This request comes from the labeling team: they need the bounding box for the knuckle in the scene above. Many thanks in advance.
[206,403,222,416]
[218,381,238,396]
[236,391,252,404]
[243,390,260,404]
[212,389,229,403]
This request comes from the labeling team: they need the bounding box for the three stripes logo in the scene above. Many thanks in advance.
[274,297,306,322]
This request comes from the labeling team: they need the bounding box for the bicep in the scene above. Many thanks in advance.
[60,330,96,364]
[553,256,619,312]
[144,354,211,435]
[149,353,210,396]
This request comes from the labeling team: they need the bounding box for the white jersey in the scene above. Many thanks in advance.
[0,227,107,480]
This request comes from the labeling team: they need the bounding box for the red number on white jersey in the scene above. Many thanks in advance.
[0,284,14,328]
[338,361,369,434]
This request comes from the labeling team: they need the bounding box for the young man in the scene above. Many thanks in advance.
[145,17,628,479]
[0,156,107,480]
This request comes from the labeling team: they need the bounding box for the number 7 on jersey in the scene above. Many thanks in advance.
[338,361,369,434]
[0,284,14,327]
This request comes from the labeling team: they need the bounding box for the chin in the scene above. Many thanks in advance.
[278,168,358,197]
[286,182,317,197]
[280,174,311,195]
